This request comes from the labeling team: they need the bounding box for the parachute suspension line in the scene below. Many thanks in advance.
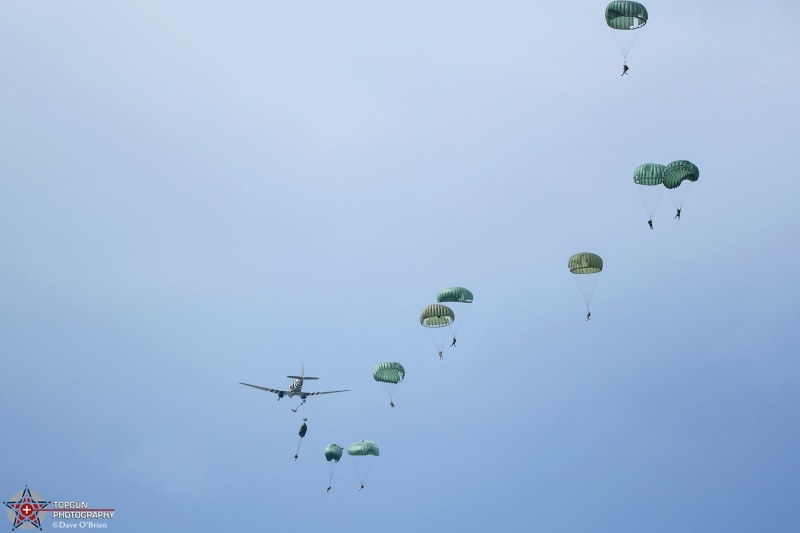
[636,185,663,221]
[450,304,470,338]
[291,397,307,413]
[349,461,359,488]
[425,327,447,356]
[378,382,396,401]
[426,330,440,352]
[350,460,375,486]
[668,180,694,211]
[572,274,600,309]
[613,27,642,60]
[629,30,641,58]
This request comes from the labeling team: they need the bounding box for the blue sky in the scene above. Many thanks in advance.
[2,1,800,531]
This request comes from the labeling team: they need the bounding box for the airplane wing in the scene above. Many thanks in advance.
[300,390,350,398]
[239,382,285,395]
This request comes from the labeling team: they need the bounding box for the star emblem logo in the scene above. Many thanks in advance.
[4,486,50,531]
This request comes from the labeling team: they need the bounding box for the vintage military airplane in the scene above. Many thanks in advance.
[239,365,349,412]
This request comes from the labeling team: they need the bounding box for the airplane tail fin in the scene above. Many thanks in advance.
[288,364,319,380]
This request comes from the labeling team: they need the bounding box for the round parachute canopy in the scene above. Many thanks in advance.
[325,443,343,463]
[664,160,700,184]
[373,362,405,385]
[663,160,699,209]
[437,287,473,337]
[568,253,603,274]
[633,163,666,219]
[348,440,380,457]
[348,440,380,485]
[569,252,603,310]
[605,1,648,30]
[298,420,308,438]
[420,304,455,328]
[437,287,474,304]
[633,163,665,186]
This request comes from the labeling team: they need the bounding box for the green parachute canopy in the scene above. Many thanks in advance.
[437,287,474,304]
[437,287,473,338]
[607,2,648,61]
[568,253,603,275]
[325,443,343,463]
[420,304,455,328]
[605,1,648,30]
[421,303,456,354]
[348,440,380,457]
[633,163,665,185]
[634,163,666,220]
[569,252,603,311]
[664,160,700,184]
[373,362,405,385]
[664,160,700,210]
[348,440,380,486]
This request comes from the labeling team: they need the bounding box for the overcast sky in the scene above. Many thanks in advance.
[2,1,800,531]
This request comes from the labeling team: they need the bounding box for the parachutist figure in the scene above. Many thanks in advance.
[586,310,591,321]
[327,486,331,493]
[294,454,298,461]
[359,483,365,491]
[648,219,653,230]
[390,400,395,408]
[621,63,629,76]
[674,208,681,220]
[450,337,457,347]
[438,350,443,360]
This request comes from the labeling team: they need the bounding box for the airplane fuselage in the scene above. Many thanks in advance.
[283,379,303,398]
